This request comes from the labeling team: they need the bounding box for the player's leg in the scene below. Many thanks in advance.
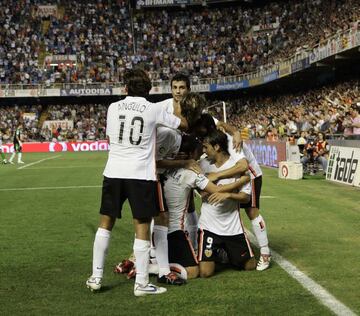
[168,230,198,280]
[244,176,271,271]
[224,233,256,271]
[153,181,185,285]
[0,149,7,164]
[8,146,16,164]
[17,145,24,164]
[128,179,167,296]
[86,177,123,291]
[198,229,219,278]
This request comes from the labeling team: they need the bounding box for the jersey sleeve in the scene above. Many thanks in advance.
[182,169,209,190]
[106,103,118,140]
[156,105,181,130]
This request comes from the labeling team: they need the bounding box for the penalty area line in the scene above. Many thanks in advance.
[0,185,101,192]
[17,155,62,170]
[245,229,356,316]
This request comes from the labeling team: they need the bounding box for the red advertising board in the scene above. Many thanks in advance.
[246,140,287,168]
[1,141,109,153]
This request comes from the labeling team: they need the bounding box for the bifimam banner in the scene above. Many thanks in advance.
[326,146,360,187]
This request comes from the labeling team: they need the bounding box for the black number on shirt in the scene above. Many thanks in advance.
[118,115,144,145]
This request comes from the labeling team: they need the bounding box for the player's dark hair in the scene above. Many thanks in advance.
[180,92,206,128]
[171,73,191,90]
[179,134,202,155]
[123,69,152,97]
[192,113,217,139]
[204,129,229,155]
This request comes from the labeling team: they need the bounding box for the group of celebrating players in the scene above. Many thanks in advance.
[86,70,271,296]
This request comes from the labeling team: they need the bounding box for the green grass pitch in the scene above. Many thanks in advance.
[0,152,359,315]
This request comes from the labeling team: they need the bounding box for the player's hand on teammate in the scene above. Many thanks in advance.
[233,131,243,152]
[208,192,230,205]
[185,159,202,174]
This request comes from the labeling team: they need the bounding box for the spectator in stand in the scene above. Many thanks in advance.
[345,105,360,140]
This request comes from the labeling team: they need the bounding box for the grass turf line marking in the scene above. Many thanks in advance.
[0,185,101,192]
[17,155,62,170]
[246,229,356,316]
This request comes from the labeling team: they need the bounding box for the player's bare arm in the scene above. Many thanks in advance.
[216,121,242,151]
[207,191,250,205]
[207,158,249,182]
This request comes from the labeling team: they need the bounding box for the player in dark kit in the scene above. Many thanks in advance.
[9,123,24,164]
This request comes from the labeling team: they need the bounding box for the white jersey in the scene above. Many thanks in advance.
[212,117,262,179]
[156,98,174,114]
[163,169,209,234]
[198,156,251,236]
[103,96,180,181]
[156,127,182,161]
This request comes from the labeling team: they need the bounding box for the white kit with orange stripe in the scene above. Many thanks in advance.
[103,96,180,181]
[163,168,209,234]
[199,156,251,236]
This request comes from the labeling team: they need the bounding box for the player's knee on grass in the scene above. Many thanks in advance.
[245,207,260,220]
[99,214,116,231]
[199,262,215,278]
[186,266,199,279]
[244,257,256,271]
[154,212,169,226]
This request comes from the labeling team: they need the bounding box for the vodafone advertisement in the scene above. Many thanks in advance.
[1,141,109,153]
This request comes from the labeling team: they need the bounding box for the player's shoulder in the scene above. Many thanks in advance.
[155,98,174,113]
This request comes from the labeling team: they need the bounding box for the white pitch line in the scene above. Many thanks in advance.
[0,185,101,192]
[17,155,62,170]
[245,230,356,316]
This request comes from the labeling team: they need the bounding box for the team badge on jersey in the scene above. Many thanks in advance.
[204,249,213,258]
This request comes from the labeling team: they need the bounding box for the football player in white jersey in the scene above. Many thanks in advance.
[198,130,256,277]
[163,135,251,279]
[86,69,188,296]
[193,114,271,271]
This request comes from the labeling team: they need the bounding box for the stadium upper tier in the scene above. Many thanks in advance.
[0,0,359,85]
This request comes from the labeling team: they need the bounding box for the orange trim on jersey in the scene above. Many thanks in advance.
[157,181,165,212]
[185,232,199,264]
[251,179,256,208]
[180,193,191,231]
[249,165,257,177]
[238,207,254,258]
[198,229,204,262]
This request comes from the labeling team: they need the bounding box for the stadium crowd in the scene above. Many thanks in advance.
[224,80,360,141]
[0,0,359,85]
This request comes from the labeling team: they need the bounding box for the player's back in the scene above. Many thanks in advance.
[103,96,180,181]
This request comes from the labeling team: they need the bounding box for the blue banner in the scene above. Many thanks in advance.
[209,80,249,92]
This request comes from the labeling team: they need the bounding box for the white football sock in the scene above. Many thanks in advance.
[18,153,22,162]
[185,211,199,252]
[9,152,15,162]
[150,219,156,259]
[133,238,150,286]
[153,225,170,277]
[251,215,270,255]
[92,228,111,278]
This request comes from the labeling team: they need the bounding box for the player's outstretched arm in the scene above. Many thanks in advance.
[202,174,250,195]
[207,158,249,182]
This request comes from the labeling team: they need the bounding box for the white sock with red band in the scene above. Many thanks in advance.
[251,215,270,255]
[92,228,111,278]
